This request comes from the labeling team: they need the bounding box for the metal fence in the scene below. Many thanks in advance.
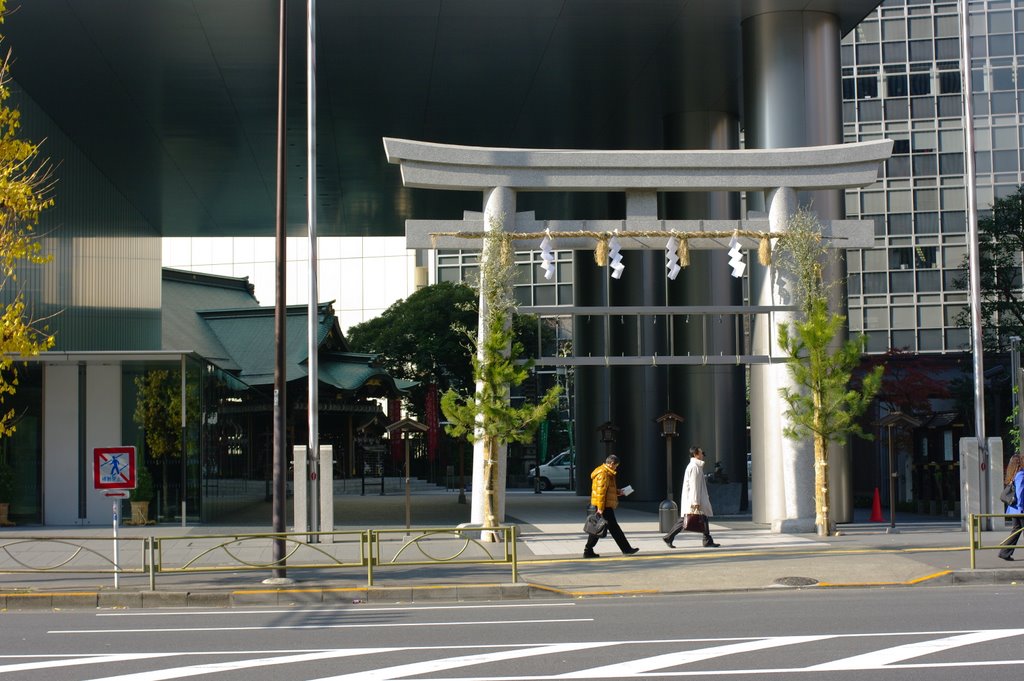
[0,525,519,590]
[967,513,1024,568]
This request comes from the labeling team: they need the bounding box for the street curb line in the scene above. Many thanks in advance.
[816,569,953,588]
[519,545,967,566]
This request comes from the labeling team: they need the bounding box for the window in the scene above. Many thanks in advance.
[919,305,942,326]
[919,329,942,351]
[913,154,937,176]
[889,247,914,269]
[892,306,916,328]
[939,153,964,174]
[892,330,916,350]
[937,71,961,94]
[909,73,931,95]
[890,271,914,293]
[916,212,939,233]
[992,68,1016,91]
[858,44,881,65]
[859,100,882,121]
[863,273,888,294]
[911,97,935,118]
[882,19,907,41]
[887,74,909,97]
[883,42,907,63]
[843,78,855,100]
[909,40,933,61]
[858,76,879,99]
[885,99,909,120]
[917,270,941,291]
[889,213,913,235]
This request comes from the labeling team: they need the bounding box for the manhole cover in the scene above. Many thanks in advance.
[773,576,819,587]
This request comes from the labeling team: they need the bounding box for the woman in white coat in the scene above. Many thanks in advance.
[662,446,720,548]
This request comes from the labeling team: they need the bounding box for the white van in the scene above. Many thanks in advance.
[529,450,573,490]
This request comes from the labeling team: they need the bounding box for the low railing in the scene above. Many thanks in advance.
[0,526,518,590]
[967,513,1024,568]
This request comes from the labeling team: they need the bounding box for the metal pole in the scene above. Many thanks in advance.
[404,435,411,530]
[959,0,989,516]
[112,499,119,590]
[180,355,187,527]
[887,423,898,534]
[666,435,674,501]
[458,440,466,504]
[306,0,320,541]
[270,0,288,581]
[1011,337,1022,458]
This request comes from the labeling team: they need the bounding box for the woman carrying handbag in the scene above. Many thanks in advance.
[663,446,720,548]
[998,454,1024,561]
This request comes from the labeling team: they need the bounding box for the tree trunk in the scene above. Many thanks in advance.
[481,435,499,541]
[813,388,831,537]
[814,433,830,536]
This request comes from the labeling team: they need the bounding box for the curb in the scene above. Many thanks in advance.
[0,583,542,611]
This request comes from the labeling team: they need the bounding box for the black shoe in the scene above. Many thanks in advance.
[583,550,599,558]
[623,547,640,555]
[662,537,675,549]
[703,541,720,548]
[999,553,1014,561]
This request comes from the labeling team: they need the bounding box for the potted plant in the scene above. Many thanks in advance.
[0,461,15,526]
[130,463,154,525]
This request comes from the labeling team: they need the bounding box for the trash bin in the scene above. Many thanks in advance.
[659,499,679,534]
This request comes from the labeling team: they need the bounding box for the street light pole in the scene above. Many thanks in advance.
[876,411,921,535]
[657,412,684,533]
[385,417,430,531]
[886,420,897,534]
[1011,337,1022,459]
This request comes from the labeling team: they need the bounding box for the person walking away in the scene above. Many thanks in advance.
[584,454,639,558]
[998,454,1024,561]
[663,445,720,548]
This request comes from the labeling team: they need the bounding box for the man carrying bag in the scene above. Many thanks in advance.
[662,445,720,548]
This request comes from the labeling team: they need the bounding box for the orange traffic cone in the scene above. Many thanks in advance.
[868,487,884,522]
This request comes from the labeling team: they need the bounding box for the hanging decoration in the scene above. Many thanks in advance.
[594,235,609,266]
[429,226,798,280]
[608,233,624,279]
[539,230,555,280]
[665,235,681,280]
[728,231,746,278]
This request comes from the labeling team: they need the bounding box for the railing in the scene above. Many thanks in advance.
[967,513,1024,568]
[0,526,518,590]
[0,535,148,575]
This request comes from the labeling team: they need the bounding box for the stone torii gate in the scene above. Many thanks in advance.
[385,137,892,533]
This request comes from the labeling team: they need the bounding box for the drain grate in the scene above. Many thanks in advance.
[773,576,819,587]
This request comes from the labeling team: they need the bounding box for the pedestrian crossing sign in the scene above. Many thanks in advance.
[93,447,136,490]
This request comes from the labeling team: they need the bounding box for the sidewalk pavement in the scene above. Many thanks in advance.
[1,489,1022,609]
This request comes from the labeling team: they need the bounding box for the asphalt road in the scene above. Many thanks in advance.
[1,585,1020,679]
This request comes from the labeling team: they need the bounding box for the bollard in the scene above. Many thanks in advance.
[658,499,679,534]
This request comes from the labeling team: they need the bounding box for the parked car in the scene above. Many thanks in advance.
[529,450,574,490]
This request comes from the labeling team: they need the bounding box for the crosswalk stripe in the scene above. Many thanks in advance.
[49,617,591,634]
[308,642,611,681]
[806,628,1024,671]
[559,635,833,678]
[0,653,178,675]
[82,648,397,681]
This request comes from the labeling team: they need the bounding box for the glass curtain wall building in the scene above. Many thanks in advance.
[842,0,1021,354]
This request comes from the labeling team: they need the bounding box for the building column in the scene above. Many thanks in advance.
[662,110,745,498]
[743,9,851,530]
[471,186,514,526]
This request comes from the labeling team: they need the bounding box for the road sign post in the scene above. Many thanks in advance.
[94,447,137,589]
